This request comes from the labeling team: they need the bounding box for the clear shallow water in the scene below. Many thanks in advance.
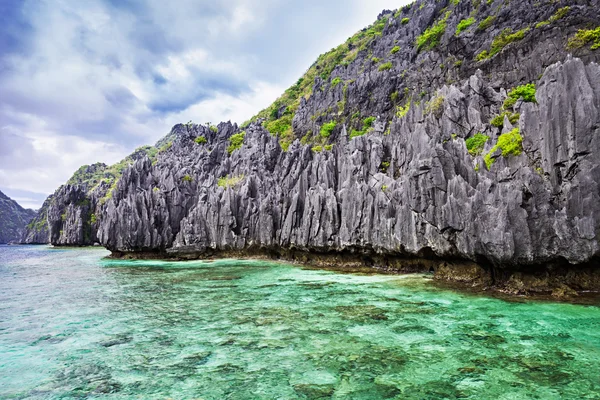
[1,246,600,399]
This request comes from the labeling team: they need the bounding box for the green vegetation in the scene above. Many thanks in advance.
[320,121,337,138]
[503,83,536,109]
[67,165,104,187]
[331,77,343,87]
[382,185,388,191]
[158,141,172,154]
[218,175,245,188]
[390,46,400,55]
[567,27,600,50]
[484,128,523,169]
[90,213,97,224]
[465,133,489,156]
[325,144,334,151]
[490,111,520,127]
[456,17,475,35]
[152,187,160,193]
[70,144,163,208]
[378,62,393,71]
[100,180,118,205]
[390,91,399,102]
[475,50,489,61]
[476,27,529,60]
[209,125,218,133]
[194,136,207,144]
[380,161,390,172]
[401,17,410,25]
[26,217,46,232]
[181,175,193,182]
[490,28,529,56]
[227,131,246,155]
[535,21,550,29]
[311,145,323,152]
[425,95,445,117]
[264,114,294,151]
[416,11,451,52]
[350,116,376,139]
[372,57,380,64]
[396,102,410,118]
[477,16,495,31]
[245,14,392,149]
[550,6,570,22]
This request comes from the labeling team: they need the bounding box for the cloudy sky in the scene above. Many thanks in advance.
[0,0,408,209]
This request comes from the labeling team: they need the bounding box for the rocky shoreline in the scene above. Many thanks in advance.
[107,248,600,300]
[21,0,600,299]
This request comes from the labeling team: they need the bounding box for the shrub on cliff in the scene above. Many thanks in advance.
[350,117,376,139]
[477,27,530,60]
[378,62,393,71]
[396,102,410,118]
[416,11,450,52]
[218,175,244,188]
[504,84,536,109]
[477,16,495,31]
[484,128,523,169]
[227,132,246,155]
[456,17,475,35]
[490,111,520,127]
[425,95,445,117]
[567,27,600,50]
[320,121,337,138]
[465,133,489,156]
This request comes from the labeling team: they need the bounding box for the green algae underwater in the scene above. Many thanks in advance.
[1,246,599,399]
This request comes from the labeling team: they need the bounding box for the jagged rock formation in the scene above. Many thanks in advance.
[0,190,36,244]
[25,0,600,294]
[21,195,52,244]
[21,149,161,245]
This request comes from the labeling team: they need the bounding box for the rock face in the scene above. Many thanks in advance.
[0,190,36,244]
[20,195,52,244]
[98,57,600,268]
[21,154,158,245]
[26,0,600,293]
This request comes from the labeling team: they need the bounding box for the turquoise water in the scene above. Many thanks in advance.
[1,246,600,399]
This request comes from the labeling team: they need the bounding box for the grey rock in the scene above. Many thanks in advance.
[25,0,600,284]
[95,57,599,272]
[0,190,36,244]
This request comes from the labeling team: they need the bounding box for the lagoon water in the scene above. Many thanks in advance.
[1,245,600,399]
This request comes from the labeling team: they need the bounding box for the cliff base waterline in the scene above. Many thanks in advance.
[108,249,600,300]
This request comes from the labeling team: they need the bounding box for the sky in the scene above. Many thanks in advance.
[0,0,409,210]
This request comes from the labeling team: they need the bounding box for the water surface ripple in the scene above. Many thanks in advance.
[1,245,599,399]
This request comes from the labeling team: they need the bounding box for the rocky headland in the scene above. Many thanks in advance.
[0,190,36,244]
[22,0,600,296]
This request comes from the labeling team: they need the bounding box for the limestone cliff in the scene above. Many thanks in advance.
[0,190,36,244]
[25,0,600,293]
